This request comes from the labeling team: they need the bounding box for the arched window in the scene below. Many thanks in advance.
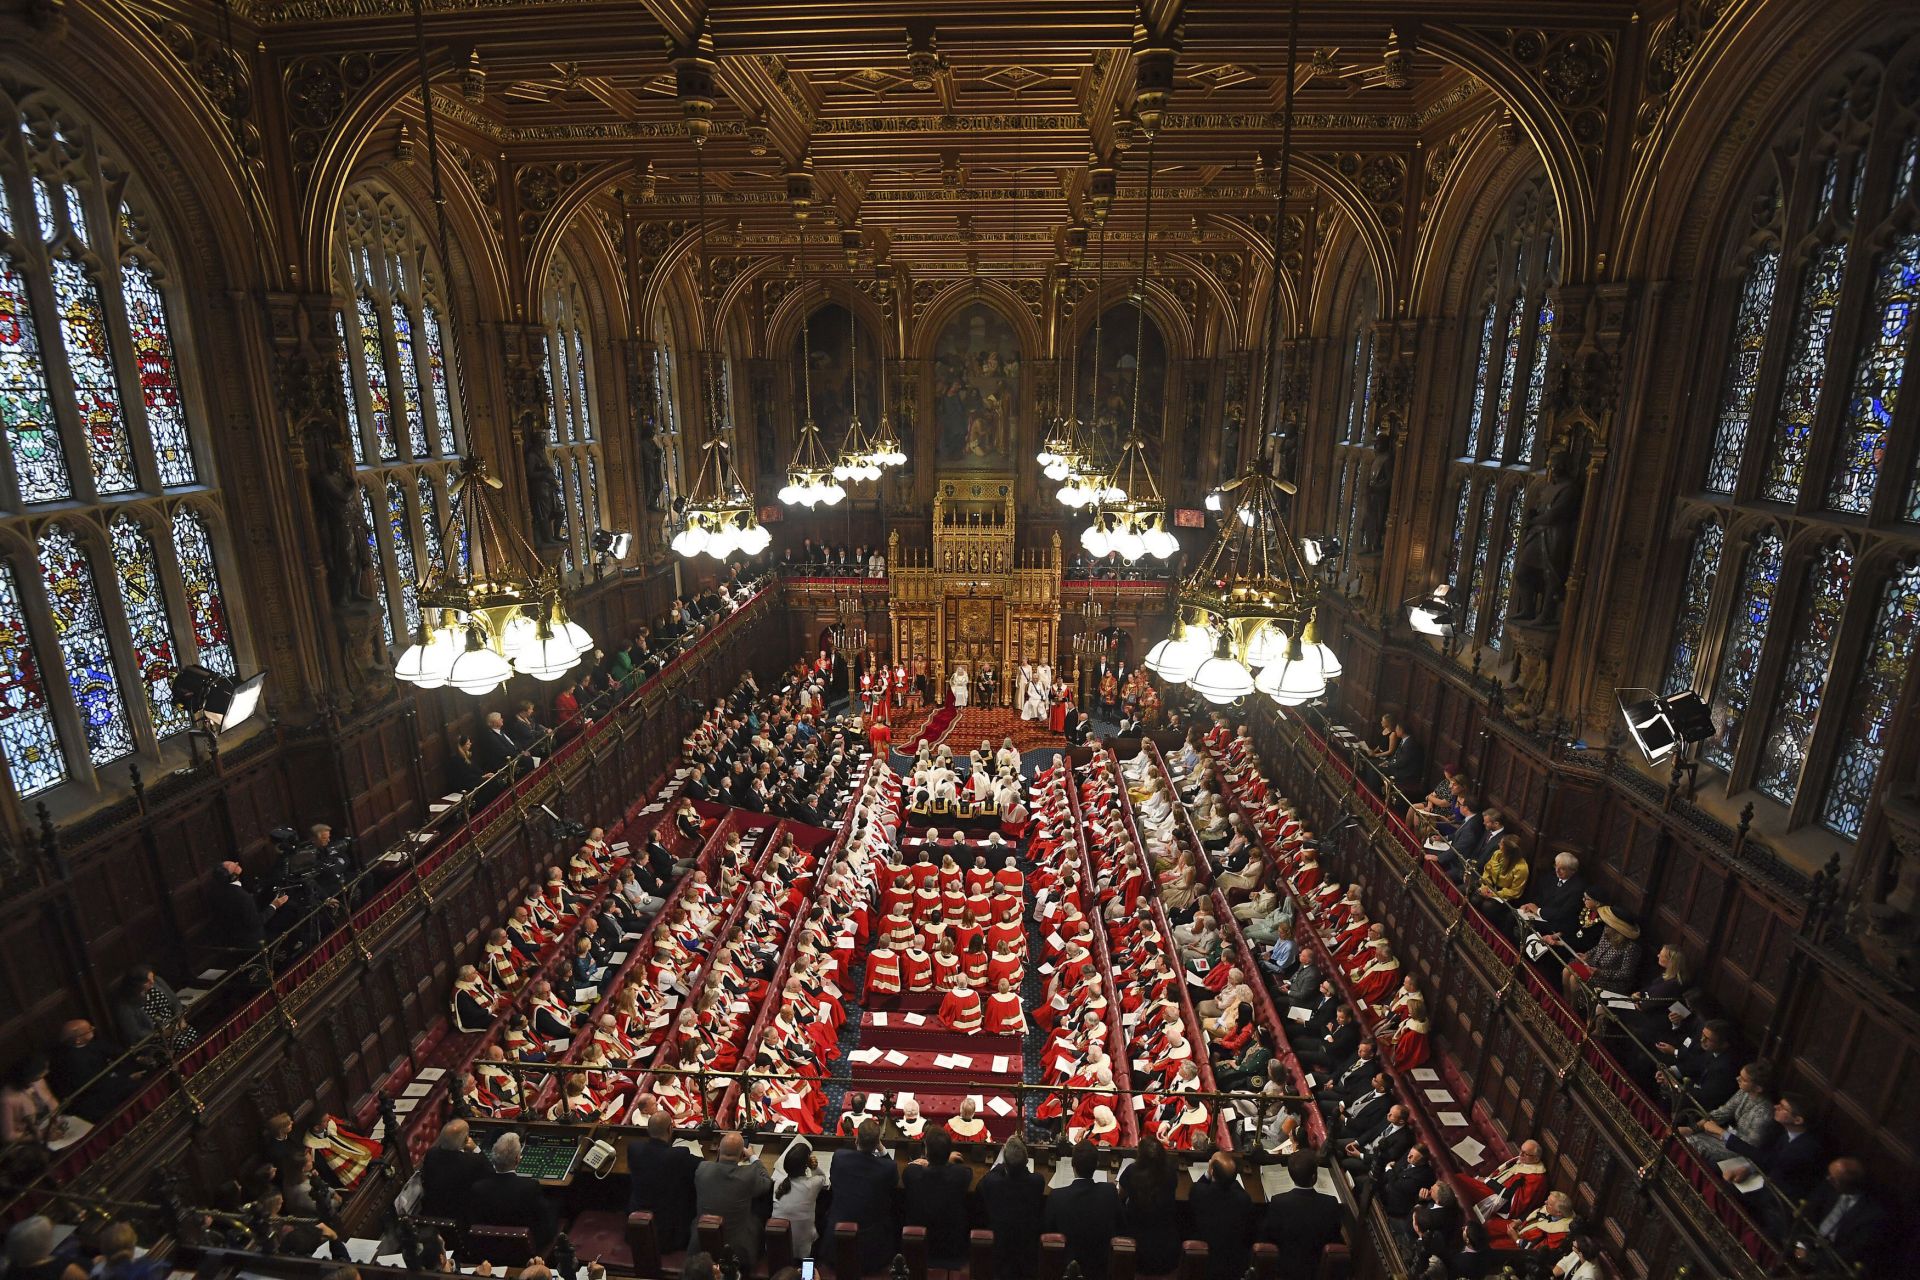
[334,185,464,644]
[0,87,244,800]
[1663,42,1920,833]
[542,254,602,577]
[1328,278,1377,575]
[1821,558,1920,836]
[1660,519,1725,696]
[1442,181,1559,652]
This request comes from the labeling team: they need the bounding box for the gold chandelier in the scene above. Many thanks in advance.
[781,213,846,508]
[1078,130,1174,559]
[1145,0,1337,706]
[393,0,590,695]
[672,105,770,559]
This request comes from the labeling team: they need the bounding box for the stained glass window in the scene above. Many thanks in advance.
[50,255,138,493]
[569,457,588,557]
[385,478,421,636]
[390,301,430,458]
[539,334,561,444]
[1493,298,1525,460]
[1755,542,1852,803]
[421,304,457,456]
[572,328,592,439]
[0,560,66,795]
[555,325,578,443]
[416,473,444,574]
[360,486,393,648]
[1,247,70,502]
[1345,328,1373,444]
[1516,301,1554,464]
[1705,249,1780,494]
[586,455,601,540]
[1825,232,1918,513]
[1703,527,1785,770]
[356,290,397,461]
[1463,485,1498,638]
[1488,492,1526,650]
[333,310,366,466]
[1463,300,1497,459]
[119,259,196,487]
[38,523,133,765]
[1761,246,1845,502]
[1821,561,1920,835]
[1661,520,1725,697]
[1444,480,1472,595]
[108,514,185,737]
[169,506,235,678]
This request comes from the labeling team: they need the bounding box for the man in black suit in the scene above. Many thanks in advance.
[1725,1092,1826,1228]
[419,1120,493,1221]
[1795,1157,1891,1271]
[507,701,548,756]
[1328,1071,1393,1143]
[1294,1004,1361,1072]
[1339,1103,1415,1178]
[1316,1040,1380,1109]
[979,1137,1046,1280]
[627,1113,699,1251]
[465,1132,558,1252]
[1516,851,1588,938]
[209,860,286,953]
[1043,1143,1120,1280]
[1186,1152,1252,1280]
[1258,1152,1344,1280]
[824,1121,900,1273]
[475,711,521,773]
[1376,1144,1437,1218]
[1659,1019,1741,1112]
[902,1130,972,1270]
[46,1019,139,1122]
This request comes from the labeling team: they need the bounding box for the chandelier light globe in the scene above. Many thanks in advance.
[1145,620,1211,686]
[1043,456,1072,482]
[556,612,595,658]
[499,612,540,663]
[1110,524,1147,562]
[1255,646,1330,706]
[515,625,582,681]
[394,622,458,689]
[1081,520,1113,558]
[1240,620,1290,671]
[709,518,742,556]
[445,628,515,696]
[1303,629,1344,680]
[1204,489,1223,512]
[1190,653,1256,704]
[821,480,847,505]
[736,518,772,555]
[671,521,710,558]
[1142,521,1180,560]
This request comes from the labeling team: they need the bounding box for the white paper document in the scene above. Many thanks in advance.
[849,1048,883,1065]
[1410,1068,1440,1082]
[1451,1137,1487,1165]
[992,1055,1011,1074]
[401,1082,432,1098]
[416,1068,446,1081]
[1424,1087,1453,1103]
[1438,1111,1468,1128]
[884,1050,911,1066]
[903,1013,927,1027]
[987,1097,1014,1116]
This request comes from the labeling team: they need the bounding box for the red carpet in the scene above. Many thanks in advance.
[898,707,1064,758]
[902,702,960,752]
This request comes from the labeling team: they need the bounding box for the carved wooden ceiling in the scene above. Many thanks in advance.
[242,0,1636,289]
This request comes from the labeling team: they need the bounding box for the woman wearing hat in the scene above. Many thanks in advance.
[1557,898,1643,1000]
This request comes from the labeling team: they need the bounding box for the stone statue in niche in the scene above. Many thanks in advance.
[312,445,374,609]
[525,427,566,546]
[1511,447,1582,625]
[638,421,667,513]
[1357,427,1395,554]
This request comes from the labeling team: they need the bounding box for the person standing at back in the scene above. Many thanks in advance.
[902,1129,973,1270]
[1258,1151,1344,1280]
[979,1137,1045,1280]
[1186,1153,1253,1280]
[824,1120,900,1273]
[1042,1143,1120,1279]
[627,1113,699,1252]
[692,1131,773,1265]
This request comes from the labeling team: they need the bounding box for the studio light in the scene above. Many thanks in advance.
[171,665,268,733]
[591,528,633,560]
[1617,688,1717,763]
[1405,585,1457,637]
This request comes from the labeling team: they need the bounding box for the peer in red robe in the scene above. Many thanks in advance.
[866,945,902,998]
[984,981,1024,1034]
[901,945,934,993]
[938,983,984,1034]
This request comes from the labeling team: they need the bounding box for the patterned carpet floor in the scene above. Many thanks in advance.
[896,707,1065,758]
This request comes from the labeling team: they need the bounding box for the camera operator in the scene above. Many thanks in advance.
[210,859,288,955]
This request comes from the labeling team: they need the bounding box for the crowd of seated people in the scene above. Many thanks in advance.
[778,539,886,578]
[1193,710,1904,1278]
[679,669,872,822]
[1023,757,1126,1147]
[1064,550,1177,581]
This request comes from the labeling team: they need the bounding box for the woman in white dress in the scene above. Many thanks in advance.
[1016,660,1036,719]
[772,1135,828,1257]
[950,663,970,708]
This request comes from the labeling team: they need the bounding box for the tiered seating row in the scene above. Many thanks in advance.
[1058,762,1142,1146]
